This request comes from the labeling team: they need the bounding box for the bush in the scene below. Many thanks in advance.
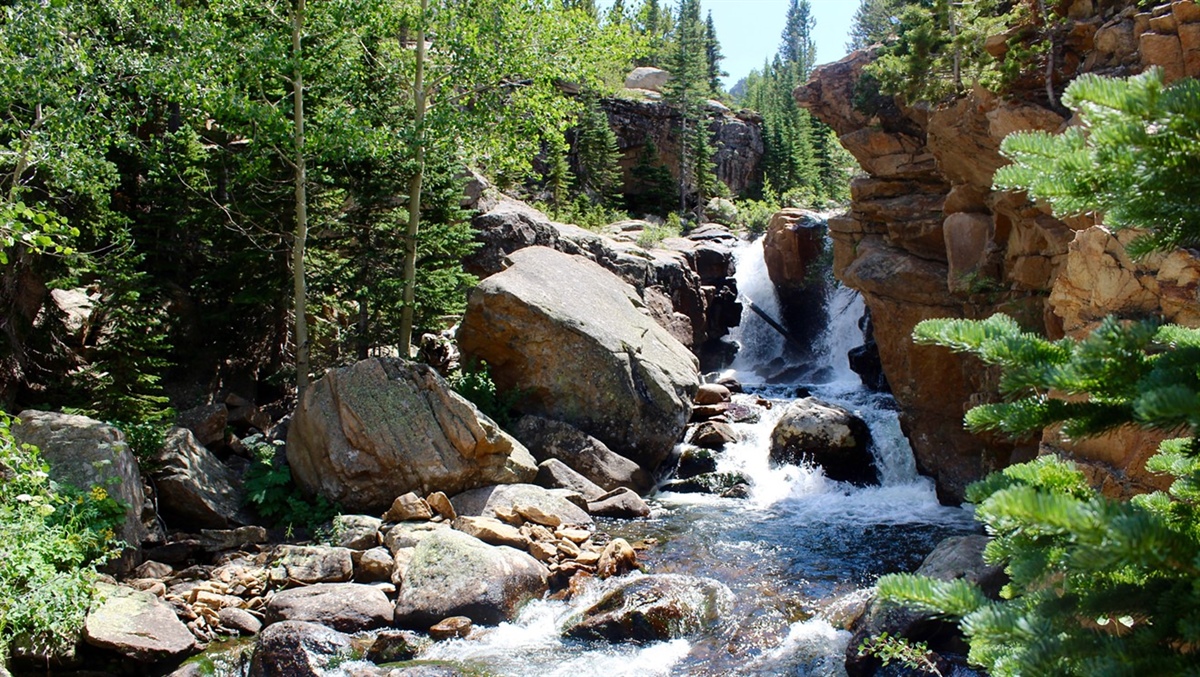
[242,435,337,534]
[448,359,522,429]
[876,315,1200,675]
[0,413,124,662]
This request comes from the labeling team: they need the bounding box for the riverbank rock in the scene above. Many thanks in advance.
[451,484,593,528]
[287,358,537,513]
[248,621,354,677]
[769,398,878,485]
[265,583,394,633]
[393,529,550,627]
[535,459,607,502]
[150,427,248,529]
[84,584,196,662]
[270,545,353,584]
[587,487,652,519]
[563,574,733,642]
[15,410,145,573]
[458,247,698,473]
[515,416,652,493]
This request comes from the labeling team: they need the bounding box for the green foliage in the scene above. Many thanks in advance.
[635,213,683,249]
[242,435,336,532]
[848,0,907,50]
[448,360,522,429]
[537,196,631,233]
[111,420,170,471]
[879,315,1200,675]
[858,632,944,675]
[994,69,1200,258]
[625,142,676,217]
[0,413,123,662]
[664,0,717,219]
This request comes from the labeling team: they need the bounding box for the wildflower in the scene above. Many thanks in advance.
[89,486,108,502]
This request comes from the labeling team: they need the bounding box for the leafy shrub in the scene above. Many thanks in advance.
[242,435,337,533]
[636,212,683,249]
[876,315,1200,675]
[0,413,124,662]
[448,359,523,429]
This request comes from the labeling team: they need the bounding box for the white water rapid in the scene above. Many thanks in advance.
[364,235,975,677]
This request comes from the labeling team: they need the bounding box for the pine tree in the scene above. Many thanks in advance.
[780,0,816,78]
[664,0,715,218]
[572,92,624,205]
[848,0,905,50]
[704,11,726,95]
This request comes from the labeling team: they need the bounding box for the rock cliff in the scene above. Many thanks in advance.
[796,1,1200,502]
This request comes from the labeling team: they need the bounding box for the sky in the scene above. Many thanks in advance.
[599,1,860,88]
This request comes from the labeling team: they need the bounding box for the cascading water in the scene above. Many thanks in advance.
[372,235,975,676]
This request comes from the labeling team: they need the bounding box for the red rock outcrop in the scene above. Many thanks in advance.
[796,1,1200,502]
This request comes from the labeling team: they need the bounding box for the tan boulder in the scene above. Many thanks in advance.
[287,358,537,513]
[763,209,827,292]
[458,247,699,471]
[383,493,434,522]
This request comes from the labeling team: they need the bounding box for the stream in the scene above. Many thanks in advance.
[389,236,978,676]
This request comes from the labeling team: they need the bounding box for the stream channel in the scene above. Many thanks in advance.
[378,236,981,676]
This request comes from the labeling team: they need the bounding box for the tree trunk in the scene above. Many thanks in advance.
[399,0,428,354]
[291,0,310,393]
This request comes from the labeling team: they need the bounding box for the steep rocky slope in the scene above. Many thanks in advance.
[796,1,1200,501]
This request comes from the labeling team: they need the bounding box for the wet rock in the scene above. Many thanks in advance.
[384,492,434,522]
[333,514,383,550]
[690,420,738,450]
[84,584,196,662]
[265,583,394,633]
[695,383,732,405]
[587,488,652,519]
[219,607,263,636]
[393,529,549,627]
[150,427,248,530]
[430,616,473,640]
[661,471,750,495]
[451,483,593,528]
[597,539,639,579]
[270,545,353,584]
[515,416,652,493]
[248,620,354,677]
[287,358,537,513]
[458,247,699,473]
[15,411,145,573]
[674,446,718,479]
[720,483,752,499]
[363,630,430,663]
[563,574,733,642]
[534,458,607,502]
[769,398,878,486]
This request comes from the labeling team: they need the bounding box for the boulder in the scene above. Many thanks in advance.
[458,247,699,473]
[769,398,878,486]
[15,411,145,573]
[150,427,248,530]
[563,574,733,642]
[176,403,228,448]
[514,416,653,493]
[383,522,450,554]
[248,621,354,677]
[355,547,396,582]
[597,539,639,578]
[661,471,750,495]
[393,529,549,627]
[534,458,607,502]
[694,383,732,405]
[219,607,263,636]
[270,545,353,584]
[674,446,718,479]
[287,358,537,513]
[430,616,473,641]
[624,66,672,92]
[383,492,434,522]
[265,583,394,633]
[587,488,652,519]
[452,516,529,549]
[84,584,196,662]
[690,420,738,449]
[333,514,382,550]
[451,484,593,527]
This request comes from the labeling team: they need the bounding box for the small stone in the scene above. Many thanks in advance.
[333,515,382,550]
[426,492,457,520]
[218,607,262,636]
[587,488,652,519]
[494,505,523,525]
[429,616,473,641]
[554,528,591,544]
[515,503,562,528]
[383,492,434,522]
[354,547,395,583]
[528,541,557,562]
[132,560,174,580]
[597,539,638,578]
[557,539,581,558]
[363,630,430,663]
[453,516,530,549]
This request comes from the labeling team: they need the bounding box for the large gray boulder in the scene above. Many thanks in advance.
[265,583,394,633]
[624,66,672,92]
[451,484,593,527]
[458,247,699,472]
[84,584,196,662]
[287,358,537,513]
[515,415,652,493]
[150,427,248,529]
[393,529,549,627]
[769,398,878,486]
[563,574,733,642]
[248,621,354,677]
[15,411,145,573]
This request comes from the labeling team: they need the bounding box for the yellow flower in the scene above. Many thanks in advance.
[89,486,108,502]
[101,528,116,541]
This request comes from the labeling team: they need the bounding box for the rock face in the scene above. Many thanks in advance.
[151,427,248,529]
[563,574,733,642]
[770,398,878,485]
[762,208,830,345]
[458,247,699,472]
[514,415,652,493]
[14,411,145,572]
[287,358,537,512]
[84,584,196,662]
[793,4,1200,501]
[393,529,549,627]
[450,483,593,528]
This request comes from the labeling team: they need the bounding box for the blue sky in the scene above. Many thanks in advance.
[599,1,859,87]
